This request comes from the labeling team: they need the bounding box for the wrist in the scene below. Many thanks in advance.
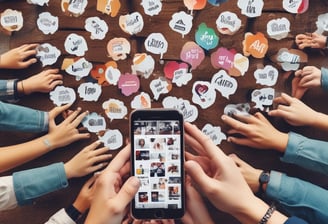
[273,132,288,153]
[73,199,88,214]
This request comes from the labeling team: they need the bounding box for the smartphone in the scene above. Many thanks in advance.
[130,109,185,219]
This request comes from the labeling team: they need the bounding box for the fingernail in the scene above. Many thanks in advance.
[130,176,141,187]
[221,115,226,120]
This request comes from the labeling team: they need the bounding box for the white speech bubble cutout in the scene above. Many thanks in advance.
[64,33,88,56]
[36,43,61,67]
[105,66,121,85]
[192,81,216,109]
[237,0,263,18]
[202,124,226,145]
[233,53,249,76]
[50,86,76,106]
[85,17,108,40]
[172,68,192,87]
[162,96,198,122]
[282,0,303,14]
[224,103,251,116]
[68,0,88,15]
[150,77,170,100]
[141,0,163,16]
[78,82,102,101]
[27,0,49,6]
[119,12,144,35]
[254,65,278,86]
[0,9,23,32]
[131,53,155,79]
[65,57,93,81]
[144,33,168,59]
[37,12,58,35]
[82,112,106,133]
[98,129,123,150]
[131,92,152,109]
[169,11,193,38]
[211,70,237,99]
[216,11,241,35]
[267,17,290,40]
[102,99,128,121]
[316,13,328,34]
[277,49,301,71]
[251,87,275,111]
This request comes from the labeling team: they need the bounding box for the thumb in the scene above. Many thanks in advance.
[114,176,140,210]
[49,104,72,120]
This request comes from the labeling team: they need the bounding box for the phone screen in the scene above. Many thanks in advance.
[130,109,185,219]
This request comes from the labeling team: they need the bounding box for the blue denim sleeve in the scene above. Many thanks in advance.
[281,132,328,175]
[0,79,18,101]
[0,101,48,132]
[266,171,328,224]
[284,217,308,224]
[13,162,68,206]
[320,67,328,91]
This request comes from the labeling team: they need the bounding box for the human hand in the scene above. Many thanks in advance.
[85,144,141,224]
[122,215,175,224]
[229,154,262,193]
[0,44,38,69]
[221,112,288,152]
[295,33,326,49]
[292,66,321,99]
[46,104,90,150]
[269,93,319,126]
[19,69,63,95]
[64,140,112,179]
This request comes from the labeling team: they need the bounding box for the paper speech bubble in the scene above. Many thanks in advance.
[98,129,123,150]
[102,98,128,121]
[163,61,192,87]
[131,53,155,79]
[233,53,249,77]
[216,11,241,35]
[162,96,198,122]
[192,81,216,109]
[275,48,307,71]
[211,70,237,99]
[183,0,206,11]
[105,66,121,85]
[0,9,23,32]
[283,0,308,14]
[141,0,163,16]
[85,17,108,40]
[210,47,236,70]
[169,11,193,38]
[36,43,61,67]
[82,112,106,133]
[119,12,144,35]
[37,12,58,35]
[131,92,152,109]
[144,33,168,59]
[202,124,226,145]
[27,0,49,6]
[195,23,219,51]
[50,86,76,106]
[180,41,205,70]
[237,0,264,18]
[267,17,290,40]
[78,82,102,101]
[150,77,171,100]
[65,57,93,81]
[107,37,131,61]
[243,32,268,59]
[251,87,275,111]
[118,73,140,96]
[316,13,328,34]
[224,103,251,116]
[64,33,88,56]
[254,65,278,86]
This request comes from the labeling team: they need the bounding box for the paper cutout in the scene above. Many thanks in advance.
[169,11,193,38]
[267,18,290,40]
[232,53,249,77]
[243,32,268,59]
[195,23,219,51]
[36,43,61,67]
[37,12,58,35]
[131,53,155,79]
[97,0,121,17]
[27,0,49,6]
[202,124,226,145]
[275,48,308,71]
[105,66,121,85]
[211,70,237,99]
[141,0,162,16]
[82,112,106,133]
[131,92,152,109]
[91,61,118,86]
[118,73,140,96]
[211,47,236,71]
[65,57,93,81]
[184,0,206,12]
[216,11,241,35]
[224,103,251,116]
[78,82,102,101]
[316,13,328,34]
[163,60,192,87]
[162,96,198,122]
[180,41,205,70]
[192,81,216,109]
[85,17,108,40]
[283,0,309,14]
[61,0,88,17]
[237,0,264,18]
[98,129,123,150]
[107,37,131,61]
[102,98,128,121]
[119,12,144,35]
[251,87,275,111]
[254,65,278,86]
[208,0,228,6]
[0,9,23,32]
[144,33,168,59]
[50,86,76,106]
[150,77,172,100]
[64,33,88,56]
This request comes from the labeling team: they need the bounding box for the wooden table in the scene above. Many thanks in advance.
[1,0,328,223]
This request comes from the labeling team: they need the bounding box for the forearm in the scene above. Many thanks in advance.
[311,111,328,131]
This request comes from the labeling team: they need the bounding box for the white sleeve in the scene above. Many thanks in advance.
[0,176,18,211]
[45,208,76,224]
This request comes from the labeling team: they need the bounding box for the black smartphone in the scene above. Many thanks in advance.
[130,109,185,219]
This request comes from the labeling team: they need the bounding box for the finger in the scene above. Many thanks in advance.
[229,153,246,168]
[49,74,63,81]
[49,80,64,90]
[221,115,249,135]
[91,154,112,164]
[50,104,72,120]
[119,161,131,178]
[227,136,255,147]
[184,132,206,156]
[294,69,303,77]
[20,58,37,67]
[294,87,308,99]
[185,151,197,161]
[22,43,39,51]
[181,213,193,224]
[70,110,89,127]
[84,174,98,188]
[72,132,91,141]
[113,176,140,211]
[279,93,293,104]
[268,108,290,119]
[92,146,110,155]
[90,162,109,173]
[105,144,131,173]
